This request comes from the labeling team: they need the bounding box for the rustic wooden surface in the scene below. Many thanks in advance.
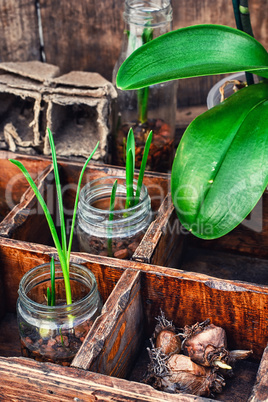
[72,269,143,378]
[0,356,211,402]
[132,193,184,266]
[248,345,268,402]
[0,151,50,221]
[0,0,267,106]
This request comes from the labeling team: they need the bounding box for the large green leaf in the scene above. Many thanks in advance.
[117,25,268,90]
[171,82,268,239]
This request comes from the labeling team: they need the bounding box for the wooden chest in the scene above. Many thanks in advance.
[0,152,267,401]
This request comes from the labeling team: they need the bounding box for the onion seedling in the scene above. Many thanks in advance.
[107,128,152,256]
[125,127,153,208]
[10,128,99,306]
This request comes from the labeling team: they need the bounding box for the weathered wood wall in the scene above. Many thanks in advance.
[0,0,267,105]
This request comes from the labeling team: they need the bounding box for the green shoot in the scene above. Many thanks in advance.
[107,179,118,257]
[50,257,56,306]
[48,129,67,261]
[135,130,153,205]
[125,128,135,209]
[47,288,51,306]
[46,257,56,306]
[10,128,99,305]
[125,127,152,208]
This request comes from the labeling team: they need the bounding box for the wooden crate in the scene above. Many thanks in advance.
[0,237,267,401]
[132,189,268,286]
[0,152,170,263]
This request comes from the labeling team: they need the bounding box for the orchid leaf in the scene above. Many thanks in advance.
[117,24,268,90]
[171,81,268,239]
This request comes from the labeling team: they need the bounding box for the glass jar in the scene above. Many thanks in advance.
[112,0,177,173]
[17,262,102,366]
[77,176,152,259]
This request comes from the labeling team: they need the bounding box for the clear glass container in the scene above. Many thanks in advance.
[112,0,177,173]
[77,176,152,259]
[17,262,102,366]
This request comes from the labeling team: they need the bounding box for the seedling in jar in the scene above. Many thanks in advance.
[10,128,99,306]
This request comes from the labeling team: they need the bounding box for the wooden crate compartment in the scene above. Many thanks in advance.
[0,237,126,356]
[132,190,268,286]
[0,237,267,401]
[0,151,51,223]
[0,153,169,262]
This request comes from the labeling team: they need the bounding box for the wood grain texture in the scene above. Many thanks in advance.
[132,193,184,267]
[72,269,143,378]
[39,0,123,78]
[0,151,50,221]
[0,356,210,401]
[0,0,40,62]
[248,345,268,402]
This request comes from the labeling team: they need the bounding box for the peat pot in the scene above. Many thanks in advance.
[17,262,103,366]
[77,176,152,259]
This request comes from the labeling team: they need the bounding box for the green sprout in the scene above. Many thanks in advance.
[107,127,152,256]
[125,127,153,208]
[10,128,99,305]
[108,179,118,257]
[47,257,55,307]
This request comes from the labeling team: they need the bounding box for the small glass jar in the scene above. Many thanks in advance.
[77,176,152,259]
[17,262,102,366]
[112,0,177,173]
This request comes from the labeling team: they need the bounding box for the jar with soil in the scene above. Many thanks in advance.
[112,0,177,173]
[76,176,152,259]
[17,262,102,366]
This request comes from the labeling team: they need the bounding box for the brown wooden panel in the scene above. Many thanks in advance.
[248,345,268,401]
[0,151,51,221]
[0,357,206,401]
[0,0,40,62]
[72,269,144,379]
[39,0,123,79]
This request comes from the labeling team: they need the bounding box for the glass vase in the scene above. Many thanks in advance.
[17,262,102,366]
[77,176,152,259]
[112,0,177,173]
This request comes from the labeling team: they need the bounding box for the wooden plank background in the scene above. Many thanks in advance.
[0,0,267,105]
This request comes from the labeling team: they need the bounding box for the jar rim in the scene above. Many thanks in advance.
[79,175,150,216]
[124,0,172,25]
[18,262,98,314]
[126,0,172,13]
